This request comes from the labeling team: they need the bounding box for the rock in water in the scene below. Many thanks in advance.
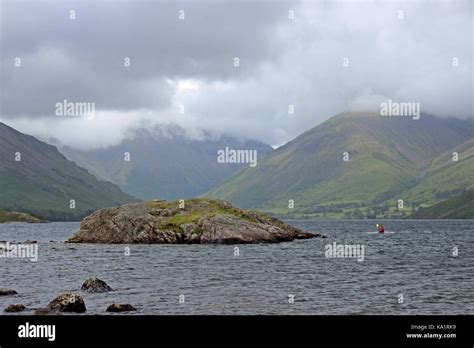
[81,277,113,293]
[0,288,18,296]
[68,198,321,244]
[35,293,86,314]
[106,304,136,312]
[4,304,26,313]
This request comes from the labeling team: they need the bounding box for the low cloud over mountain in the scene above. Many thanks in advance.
[1,1,472,149]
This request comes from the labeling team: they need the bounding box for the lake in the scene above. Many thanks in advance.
[0,219,472,315]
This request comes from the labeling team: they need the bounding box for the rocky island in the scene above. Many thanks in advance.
[68,198,321,244]
[0,209,43,223]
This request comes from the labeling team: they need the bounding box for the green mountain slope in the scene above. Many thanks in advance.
[399,139,474,208]
[408,190,474,219]
[207,112,473,218]
[0,122,138,220]
[59,127,273,200]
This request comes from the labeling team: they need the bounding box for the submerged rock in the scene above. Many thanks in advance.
[106,304,136,312]
[35,292,86,315]
[4,304,26,313]
[68,198,321,244]
[81,277,113,293]
[0,288,18,296]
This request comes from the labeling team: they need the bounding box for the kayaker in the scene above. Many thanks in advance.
[376,224,385,234]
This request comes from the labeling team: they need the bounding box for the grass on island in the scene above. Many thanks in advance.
[145,198,277,233]
[0,209,42,223]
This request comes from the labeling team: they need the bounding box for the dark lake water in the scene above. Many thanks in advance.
[0,220,472,315]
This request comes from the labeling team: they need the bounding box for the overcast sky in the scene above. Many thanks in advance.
[1,0,472,149]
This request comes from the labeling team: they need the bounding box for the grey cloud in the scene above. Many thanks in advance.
[0,0,472,149]
[1,0,294,116]
[171,0,473,146]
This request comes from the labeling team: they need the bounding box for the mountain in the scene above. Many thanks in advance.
[400,138,474,207]
[207,112,473,218]
[408,190,474,219]
[59,127,273,200]
[0,122,138,220]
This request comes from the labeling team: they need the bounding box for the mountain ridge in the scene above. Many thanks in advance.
[207,112,473,219]
[0,122,139,220]
[59,126,273,200]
